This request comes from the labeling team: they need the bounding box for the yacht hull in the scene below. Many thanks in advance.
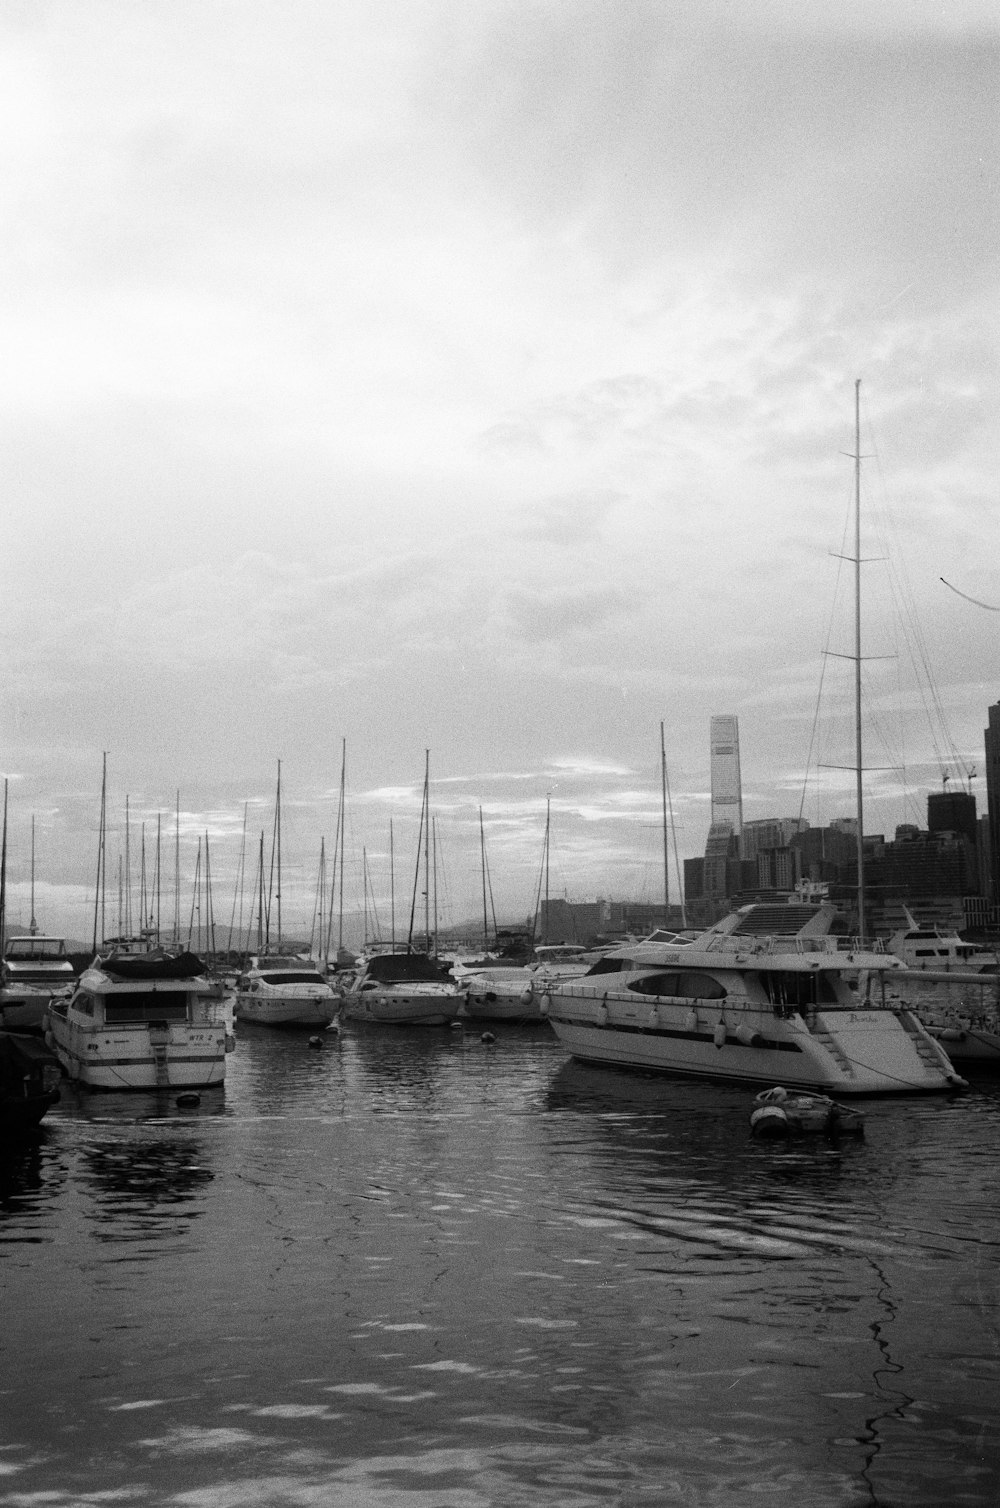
[546,995,963,1095]
[234,994,339,1028]
[45,1012,228,1090]
[342,986,461,1026]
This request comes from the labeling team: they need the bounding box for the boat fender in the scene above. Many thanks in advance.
[647,1004,659,1028]
[450,1019,464,1031]
[539,993,550,1017]
[713,1019,726,1049]
[684,1008,698,1032]
[308,1035,323,1049]
[519,986,534,1005]
[596,998,609,1026]
[735,1023,763,1048]
[750,1105,790,1138]
[481,1031,496,1045]
[44,1029,54,1049]
[176,1091,201,1108]
[225,1033,237,1051]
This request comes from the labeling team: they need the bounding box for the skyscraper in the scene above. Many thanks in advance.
[710,714,743,836]
[984,703,1000,900]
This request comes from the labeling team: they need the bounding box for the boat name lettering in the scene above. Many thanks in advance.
[848,1012,880,1023]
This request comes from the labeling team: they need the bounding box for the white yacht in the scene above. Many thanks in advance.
[0,935,76,1032]
[886,912,1000,973]
[340,951,463,1026]
[234,955,340,1029]
[543,902,966,1096]
[457,948,599,1023]
[44,948,231,1090]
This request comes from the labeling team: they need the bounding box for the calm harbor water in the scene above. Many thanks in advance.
[2,1021,999,1508]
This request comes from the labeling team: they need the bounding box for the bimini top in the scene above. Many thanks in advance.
[94,949,209,982]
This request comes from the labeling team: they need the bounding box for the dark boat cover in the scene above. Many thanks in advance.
[98,950,209,981]
[363,953,453,984]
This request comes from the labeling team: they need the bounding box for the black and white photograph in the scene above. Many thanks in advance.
[1,3,998,1504]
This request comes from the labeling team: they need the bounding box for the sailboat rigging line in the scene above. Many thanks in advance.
[310,838,325,958]
[227,802,249,956]
[866,414,966,783]
[265,761,280,947]
[406,757,429,952]
[485,849,499,943]
[187,837,202,950]
[941,577,1000,611]
[324,739,347,964]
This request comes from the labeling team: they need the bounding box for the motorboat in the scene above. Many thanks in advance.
[543,901,966,1096]
[749,1085,865,1138]
[340,951,463,1026]
[44,948,231,1090]
[873,911,1000,1062]
[877,969,1000,1063]
[457,947,600,1023]
[233,955,340,1029]
[0,935,76,1033]
[886,911,999,973]
[0,1030,62,1133]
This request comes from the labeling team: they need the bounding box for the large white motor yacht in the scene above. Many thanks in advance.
[44,948,232,1090]
[542,902,966,1095]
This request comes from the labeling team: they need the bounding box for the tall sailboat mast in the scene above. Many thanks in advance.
[543,794,551,945]
[479,806,489,950]
[660,723,670,924]
[852,378,866,945]
[29,814,37,935]
[423,751,431,952]
[0,779,8,957]
[92,753,107,952]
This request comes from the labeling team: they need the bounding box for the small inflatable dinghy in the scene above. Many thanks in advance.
[750,1085,865,1139]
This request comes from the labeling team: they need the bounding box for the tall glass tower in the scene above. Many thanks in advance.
[710,714,743,838]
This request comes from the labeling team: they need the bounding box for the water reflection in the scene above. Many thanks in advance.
[79,1132,214,1245]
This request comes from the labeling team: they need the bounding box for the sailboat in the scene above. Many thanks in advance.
[458,796,595,1021]
[542,386,966,1095]
[233,763,340,1029]
[340,752,462,1025]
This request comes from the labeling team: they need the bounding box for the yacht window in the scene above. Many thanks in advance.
[105,992,190,1024]
[756,970,839,1007]
[627,973,680,997]
[76,993,95,1016]
[627,972,726,999]
[676,972,727,1000]
[257,971,327,986]
[586,958,631,976]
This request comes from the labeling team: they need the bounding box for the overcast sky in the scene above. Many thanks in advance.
[2,0,998,945]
